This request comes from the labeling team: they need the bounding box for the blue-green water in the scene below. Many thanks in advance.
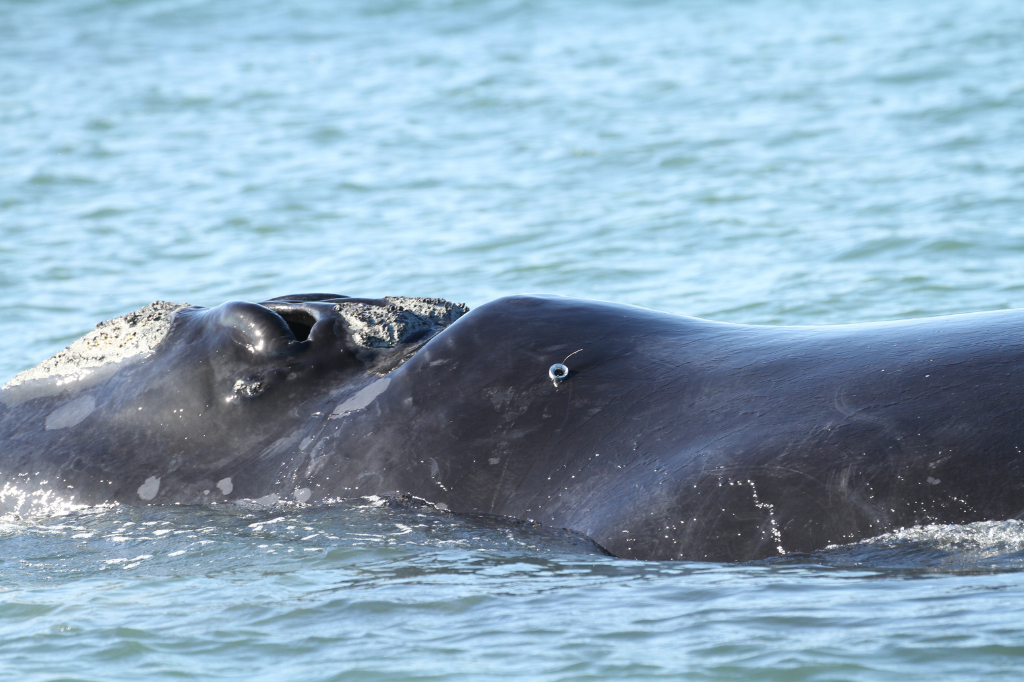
[3,0,1024,678]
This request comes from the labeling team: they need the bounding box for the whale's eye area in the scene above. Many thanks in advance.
[549,363,569,383]
[278,310,317,342]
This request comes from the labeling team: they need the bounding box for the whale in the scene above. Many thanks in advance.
[3,293,1024,562]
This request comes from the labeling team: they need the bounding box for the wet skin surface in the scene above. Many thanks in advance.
[4,293,1024,561]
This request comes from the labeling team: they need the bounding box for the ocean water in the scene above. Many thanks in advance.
[2,0,1024,679]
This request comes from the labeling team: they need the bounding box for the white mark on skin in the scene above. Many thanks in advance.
[927,476,941,485]
[217,477,233,495]
[45,395,96,430]
[137,476,160,500]
[330,378,391,419]
[426,457,448,491]
[253,493,280,506]
[294,488,312,503]
[745,479,784,555]
[489,458,500,465]
[434,502,448,511]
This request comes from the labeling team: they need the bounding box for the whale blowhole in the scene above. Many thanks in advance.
[278,310,316,341]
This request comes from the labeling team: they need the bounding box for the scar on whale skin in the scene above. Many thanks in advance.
[330,378,391,418]
[137,476,160,501]
[45,395,96,430]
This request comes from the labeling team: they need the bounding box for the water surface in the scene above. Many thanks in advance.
[3,0,1024,679]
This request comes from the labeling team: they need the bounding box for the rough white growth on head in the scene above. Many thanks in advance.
[334,297,467,348]
[3,301,189,390]
[294,488,312,503]
[216,477,233,495]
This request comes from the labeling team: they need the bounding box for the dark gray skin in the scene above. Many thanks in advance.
[3,293,1024,562]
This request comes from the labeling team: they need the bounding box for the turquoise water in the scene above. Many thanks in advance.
[3,0,1024,678]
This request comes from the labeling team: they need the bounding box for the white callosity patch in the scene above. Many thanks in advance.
[331,378,391,418]
[44,395,96,430]
[3,301,189,390]
[137,476,160,501]
[217,477,233,495]
[294,488,311,503]
[335,297,467,348]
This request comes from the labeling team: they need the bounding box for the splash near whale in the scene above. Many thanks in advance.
[3,293,1024,562]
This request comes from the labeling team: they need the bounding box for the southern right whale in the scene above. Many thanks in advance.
[3,292,1024,562]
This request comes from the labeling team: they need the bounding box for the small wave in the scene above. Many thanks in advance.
[0,482,112,523]
[0,500,608,584]
[765,520,1024,572]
